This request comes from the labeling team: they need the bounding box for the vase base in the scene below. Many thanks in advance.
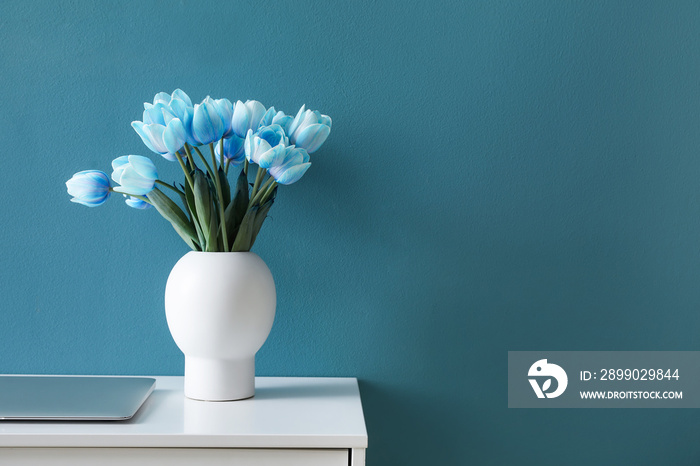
[184,356,255,401]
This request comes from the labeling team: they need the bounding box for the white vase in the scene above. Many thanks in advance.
[164,252,276,401]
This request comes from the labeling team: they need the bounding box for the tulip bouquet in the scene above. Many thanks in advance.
[66,90,331,252]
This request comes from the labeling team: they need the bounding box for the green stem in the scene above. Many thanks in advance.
[250,166,266,201]
[224,158,231,176]
[193,145,214,179]
[210,143,229,252]
[209,143,218,170]
[259,179,278,205]
[219,139,225,169]
[174,151,194,191]
[193,146,206,164]
[155,179,183,195]
[243,159,249,176]
[250,176,275,206]
[183,144,197,171]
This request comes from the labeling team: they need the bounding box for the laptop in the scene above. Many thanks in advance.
[0,375,156,421]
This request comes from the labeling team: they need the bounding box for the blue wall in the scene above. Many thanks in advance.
[2,1,700,464]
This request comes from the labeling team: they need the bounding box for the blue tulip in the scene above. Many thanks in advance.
[231,100,267,139]
[133,90,194,158]
[244,126,287,169]
[132,121,167,154]
[212,98,234,138]
[257,124,288,147]
[268,146,311,185]
[259,107,293,133]
[66,170,111,207]
[152,92,171,106]
[168,93,197,146]
[146,89,192,110]
[134,104,185,160]
[287,105,332,153]
[111,155,158,196]
[192,97,225,145]
[132,120,185,162]
[142,102,172,126]
[215,135,245,166]
[170,89,193,107]
[125,196,151,209]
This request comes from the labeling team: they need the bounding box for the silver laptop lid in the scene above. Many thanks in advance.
[0,375,156,421]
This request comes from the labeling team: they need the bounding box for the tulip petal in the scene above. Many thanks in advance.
[288,147,309,165]
[153,92,171,105]
[295,124,330,153]
[257,143,286,169]
[66,177,104,197]
[260,107,276,127]
[111,156,129,184]
[258,124,287,147]
[125,196,151,209]
[169,101,197,146]
[132,122,169,154]
[216,135,245,165]
[248,100,267,131]
[260,107,277,126]
[287,104,306,137]
[111,155,129,171]
[232,101,251,139]
[132,121,159,154]
[291,110,319,141]
[69,198,100,207]
[169,99,189,122]
[142,105,154,124]
[268,147,305,179]
[272,112,293,133]
[127,155,158,181]
[215,98,234,138]
[251,137,273,165]
[66,170,111,207]
[113,166,155,195]
[228,149,245,165]
[244,129,254,160]
[143,124,169,154]
[171,89,192,107]
[163,118,186,154]
[193,100,224,145]
[162,110,177,125]
[304,110,320,126]
[144,103,168,126]
[275,162,311,185]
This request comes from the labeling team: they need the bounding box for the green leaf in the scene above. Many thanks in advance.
[184,177,205,249]
[225,168,250,250]
[207,207,219,251]
[231,205,258,252]
[249,186,277,249]
[193,170,212,247]
[207,193,219,252]
[175,183,187,208]
[206,172,226,251]
[218,166,230,209]
[147,188,199,250]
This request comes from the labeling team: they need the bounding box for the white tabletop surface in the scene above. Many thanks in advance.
[0,376,367,449]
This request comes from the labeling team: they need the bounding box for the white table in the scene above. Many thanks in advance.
[0,376,368,465]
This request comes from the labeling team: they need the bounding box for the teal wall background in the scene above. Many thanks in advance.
[2,0,700,464]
